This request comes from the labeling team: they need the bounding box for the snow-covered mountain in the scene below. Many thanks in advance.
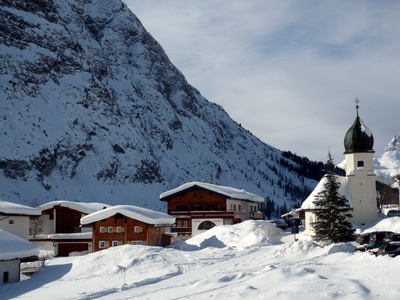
[0,0,322,212]
[374,136,400,182]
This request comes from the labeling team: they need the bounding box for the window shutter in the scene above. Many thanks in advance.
[139,227,143,232]
[118,241,123,246]
[105,241,110,248]
[121,227,125,233]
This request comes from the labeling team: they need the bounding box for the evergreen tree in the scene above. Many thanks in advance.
[312,152,355,243]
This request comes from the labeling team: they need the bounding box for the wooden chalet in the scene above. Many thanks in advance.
[160,182,264,240]
[30,201,109,256]
[80,205,176,252]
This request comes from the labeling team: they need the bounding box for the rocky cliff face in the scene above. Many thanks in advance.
[0,0,321,211]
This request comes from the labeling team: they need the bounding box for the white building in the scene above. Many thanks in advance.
[301,104,377,235]
[0,229,39,285]
[0,200,41,240]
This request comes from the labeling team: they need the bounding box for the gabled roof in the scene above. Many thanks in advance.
[0,229,39,260]
[301,175,353,210]
[81,205,175,226]
[159,181,264,203]
[0,200,41,216]
[37,200,110,215]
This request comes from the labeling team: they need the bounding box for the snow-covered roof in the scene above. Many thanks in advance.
[160,182,264,203]
[0,200,41,216]
[0,229,39,260]
[81,205,175,226]
[33,232,92,240]
[37,201,110,215]
[301,175,353,210]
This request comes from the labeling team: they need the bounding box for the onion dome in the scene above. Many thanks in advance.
[344,100,374,154]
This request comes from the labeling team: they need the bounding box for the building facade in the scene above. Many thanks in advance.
[0,201,41,240]
[30,201,109,256]
[160,182,264,240]
[81,205,175,252]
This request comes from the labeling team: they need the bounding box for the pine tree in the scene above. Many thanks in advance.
[312,152,355,243]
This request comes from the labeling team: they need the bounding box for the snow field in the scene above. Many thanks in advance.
[1,219,400,299]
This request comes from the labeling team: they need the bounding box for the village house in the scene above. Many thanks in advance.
[301,102,378,235]
[80,205,176,252]
[0,229,39,285]
[160,181,264,240]
[0,200,41,240]
[30,200,109,256]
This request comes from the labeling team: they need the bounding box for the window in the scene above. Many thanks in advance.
[198,221,216,230]
[108,226,113,233]
[132,241,142,245]
[9,220,14,224]
[200,192,204,197]
[309,216,314,229]
[99,226,105,233]
[238,205,241,212]
[193,192,197,197]
[233,204,237,211]
[183,221,188,227]
[177,221,182,228]
[112,241,119,247]
[134,226,140,233]
[357,161,364,167]
[116,226,122,233]
[99,241,106,249]
[207,204,218,210]
[229,204,233,211]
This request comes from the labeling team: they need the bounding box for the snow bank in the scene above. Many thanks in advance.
[185,220,280,249]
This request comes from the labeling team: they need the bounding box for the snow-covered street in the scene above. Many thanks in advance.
[1,219,400,299]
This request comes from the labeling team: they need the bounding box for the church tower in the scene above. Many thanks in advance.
[343,99,377,225]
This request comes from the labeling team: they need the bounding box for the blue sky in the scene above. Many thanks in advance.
[123,0,400,163]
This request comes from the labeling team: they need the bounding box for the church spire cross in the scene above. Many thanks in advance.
[354,97,360,115]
